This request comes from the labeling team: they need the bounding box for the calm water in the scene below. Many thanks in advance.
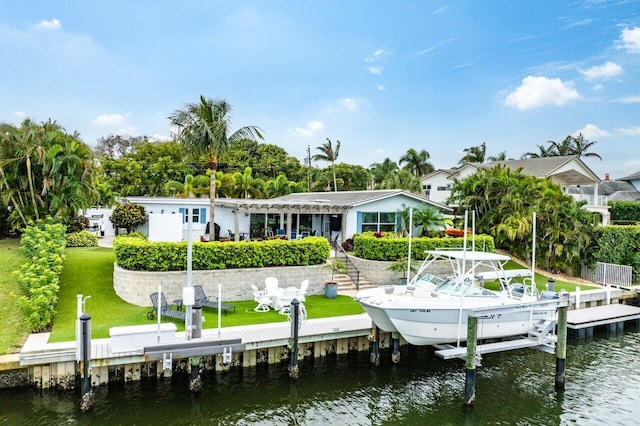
[1,328,639,425]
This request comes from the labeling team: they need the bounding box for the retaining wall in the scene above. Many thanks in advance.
[114,264,332,306]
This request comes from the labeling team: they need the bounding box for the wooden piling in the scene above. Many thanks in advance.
[370,325,380,366]
[464,315,477,407]
[289,299,300,379]
[391,332,401,364]
[555,304,568,391]
[79,313,94,412]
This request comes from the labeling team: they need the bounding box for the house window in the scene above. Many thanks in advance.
[180,208,203,223]
[437,186,447,191]
[361,212,396,232]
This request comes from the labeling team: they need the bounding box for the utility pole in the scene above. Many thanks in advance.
[307,145,312,191]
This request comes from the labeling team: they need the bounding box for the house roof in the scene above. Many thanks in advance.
[618,171,640,181]
[126,190,453,214]
[567,180,640,202]
[473,155,601,186]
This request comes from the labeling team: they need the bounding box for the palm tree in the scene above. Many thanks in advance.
[369,158,398,188]
[312,138,340,191]
[554,134,602,160]
[169,96,263,234]
[399,148,434,177]
[459,142,486,164]
[233,167,263,199]
[264,174,297,198]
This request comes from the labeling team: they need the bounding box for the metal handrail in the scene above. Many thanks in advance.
[332,240,360,290]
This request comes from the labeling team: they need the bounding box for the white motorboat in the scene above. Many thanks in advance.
[355,249,557,346]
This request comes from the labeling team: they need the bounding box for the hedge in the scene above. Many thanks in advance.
[353,233,495,261]
[114,236,331,271]
[609,201,640,223]
[66,230,99,247]
[14,221,66,332]
[587,225,640,281]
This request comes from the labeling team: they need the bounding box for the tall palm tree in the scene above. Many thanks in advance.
[459,142,486,164]
[233,167,263,199]
[312,138,340,191]
[169,96,263,233]
[399,148,434,177]
[369,158,398,188]
[552,134,602,160]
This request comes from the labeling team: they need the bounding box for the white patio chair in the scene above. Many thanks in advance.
[278,286,300,315]
[297,279,309,302]
[265,277,280,297]
[251,283,272,312]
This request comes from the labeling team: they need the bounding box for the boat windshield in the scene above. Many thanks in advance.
[413,273,444,288]
[435,277,498,297]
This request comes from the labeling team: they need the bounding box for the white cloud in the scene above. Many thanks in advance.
[619,27,640,53]
[376,85,385,91]
[575,124,609,139]
[504,76,580,110]
[615,95,640,104]
[151,133,172,142]
[593,84,603,91]
[33,19,62,31]
[290,120,325,138]
[617,126,640,136]
[579,61,622,80]
[365,45,391,75]
[339,98,358,111]
[92,114,125,126]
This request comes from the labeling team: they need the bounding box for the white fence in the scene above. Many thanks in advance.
[581,262,633,289]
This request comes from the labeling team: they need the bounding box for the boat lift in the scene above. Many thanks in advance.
[433,293,571,360]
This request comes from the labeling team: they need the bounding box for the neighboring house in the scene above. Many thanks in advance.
[120,190,452,244]
[421,155,610,224]
[568,174,640,202]
[617,171,640,192]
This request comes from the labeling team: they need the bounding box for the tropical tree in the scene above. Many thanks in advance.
[165,174,209,198]
[169,96,263,234]
[264,174,297,198]
[379,170,422,193]
[399,205,447,237]
[399,148,434,177]
[233,167,263,199]
[110,203,147,234]
[522,134,602,160]
[448,164,599,272]
[459,143,486,164]
[312,138,340,191]
[370,158,399,188]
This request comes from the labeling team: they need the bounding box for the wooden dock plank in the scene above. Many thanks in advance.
[567,304,640,329]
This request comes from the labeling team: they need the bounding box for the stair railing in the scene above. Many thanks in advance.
[332,239,360,290]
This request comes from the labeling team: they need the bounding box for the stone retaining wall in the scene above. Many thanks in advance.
[114,264,331,306]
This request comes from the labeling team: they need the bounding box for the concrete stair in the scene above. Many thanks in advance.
[333,273,378,295]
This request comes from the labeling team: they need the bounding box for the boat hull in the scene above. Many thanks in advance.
[386,306,555,345]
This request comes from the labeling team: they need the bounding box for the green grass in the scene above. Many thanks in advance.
[485,260,600,292]
[0,238,30,355]
[49,247,365,343]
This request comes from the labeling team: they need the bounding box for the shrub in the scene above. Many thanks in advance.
[609,201,640,222]
[13,221,66,332]
[353,233,495,261]
[110,203,147,233]
[66,231,99,247]
[584,225,640,281]
[114,236,331,271]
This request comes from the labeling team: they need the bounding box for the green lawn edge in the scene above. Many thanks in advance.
[0,239,30,355]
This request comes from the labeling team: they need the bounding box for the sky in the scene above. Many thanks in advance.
[1,1,640,180]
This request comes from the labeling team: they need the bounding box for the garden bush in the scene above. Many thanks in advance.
[14,221,66,332]
[66,230,99,247]
[114,236,331,271]
[585,225,640,281]
[354,233,495,261]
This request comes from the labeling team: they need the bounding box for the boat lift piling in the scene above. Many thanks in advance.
[391,332,401,364]
[288,299,300,379]
[455,295,570,408]
[370,325,380,366]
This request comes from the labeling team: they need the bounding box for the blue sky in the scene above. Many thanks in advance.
[2,1,640,179]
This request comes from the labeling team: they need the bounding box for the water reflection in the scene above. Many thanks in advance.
[0,328,638,425]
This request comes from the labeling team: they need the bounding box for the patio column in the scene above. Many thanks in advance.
[234,210,240,241]
[286,212,292,239]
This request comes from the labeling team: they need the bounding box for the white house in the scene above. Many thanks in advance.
[420,155,610,224]
[117,190,452,243]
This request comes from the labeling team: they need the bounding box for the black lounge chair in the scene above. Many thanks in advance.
[194,285,236,315]
[148,292,186,321]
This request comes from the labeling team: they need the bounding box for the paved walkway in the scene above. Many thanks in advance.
[98,234,114,248]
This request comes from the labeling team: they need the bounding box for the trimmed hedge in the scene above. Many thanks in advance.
[114,236,331,271]
[66,230,99,247]
[354,234,495,261]
[587,225,640,281]
[609,201,640,223]
[14,222,66,332]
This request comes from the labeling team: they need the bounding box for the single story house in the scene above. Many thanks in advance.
[118,189,452,243]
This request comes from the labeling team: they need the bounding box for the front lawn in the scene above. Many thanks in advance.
[49,247,364,343]
[0,238,29,355]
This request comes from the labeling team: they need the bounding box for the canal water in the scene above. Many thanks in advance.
[1,327,638,425]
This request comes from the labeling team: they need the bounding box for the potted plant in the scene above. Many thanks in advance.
[324,260,347,299]
[387,258,418,285]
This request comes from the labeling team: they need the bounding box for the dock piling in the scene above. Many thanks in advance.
[391,332,400,364]
[79,313,93,412]
[464,315,477,408]
[370,325,380,366]
[288,299,300,379]
[555,301,568,391]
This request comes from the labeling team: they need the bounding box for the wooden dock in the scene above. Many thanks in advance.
[566,303,640,337]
